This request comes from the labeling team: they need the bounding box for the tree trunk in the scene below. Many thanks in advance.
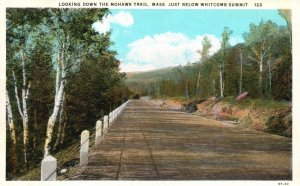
[239,50,243,95]
[185,80,189,100]
[222,58,225,97]
[12,71,23,119]
[12,71,28,165]
[22,97,29,163]
[53,116,62,150]
[11,47,31,164]
[268,57,272,97]
[60,119,67,145]
[60,93,68,145]
[288,30,292,56]
[6,121,18,176]
[44,43,66,157]
[6,90,17,145]
[21,48,30,164]
[219,64,224,98]
[54,92,66,149]
[44,78,65,156]
[33,109,37,149]
[55,50,61,97]
[259,56,263,97]
[223,79,225,96]
[5,98,18,176]
[196,67,201,96]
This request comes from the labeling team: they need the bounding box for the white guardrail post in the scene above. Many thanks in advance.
[40,100,131,181]
[41,155,57,181]
[109,112,112,126]
[80,130,89,167]
[95,120,102,145]
[104,115,109,133]
[104,115,108,130]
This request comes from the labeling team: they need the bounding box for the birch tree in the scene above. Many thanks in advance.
[6,91,17,145]
[239,48,243,95]
[196,35,212,96]
[219,27,232,98]
[6,90,19,176]
[43,9,109,156]
[6,9,45,163]
[54,92,66,149]
[13,52,31,164]
[243,20,279,97]
[44,33,67,156]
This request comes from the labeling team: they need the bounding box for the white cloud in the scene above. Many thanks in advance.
[93,11,134,34]
[121,32,221,72]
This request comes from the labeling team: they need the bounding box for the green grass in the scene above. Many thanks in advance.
[151,96,291,111]
[223,97,291,110]
[17,166,40,181]
[153,96,187,102]
[16,131,98,181]
[17,139,81,180]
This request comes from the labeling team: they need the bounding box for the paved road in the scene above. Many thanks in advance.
[70,100,292,180]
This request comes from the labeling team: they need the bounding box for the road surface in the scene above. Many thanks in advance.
[69,100,292,180]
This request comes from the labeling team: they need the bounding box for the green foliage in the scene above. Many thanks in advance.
[278,9,292,48]
[26,36,54,168]
[221,27,233,51]
[132,94,140,99]
[198,35,212,61]
[223,97,290,110]
[244,20,279,48]
[272,55,292,100]
[66,56,130,137]
[6,8,130,180]
[265,112,291,137]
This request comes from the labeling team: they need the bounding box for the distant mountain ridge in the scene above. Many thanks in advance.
[125,65,191,83]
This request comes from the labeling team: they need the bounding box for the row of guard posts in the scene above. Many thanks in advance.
[41,100,131,181]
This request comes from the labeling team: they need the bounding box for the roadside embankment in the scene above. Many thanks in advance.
[147,97,292,137]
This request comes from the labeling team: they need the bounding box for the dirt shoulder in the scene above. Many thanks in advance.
[149,99,184,110]
[148,97,292,137]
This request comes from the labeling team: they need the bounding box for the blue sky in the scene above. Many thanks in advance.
[93,9,287,72]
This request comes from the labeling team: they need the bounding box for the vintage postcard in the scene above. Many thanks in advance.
[0,0,299,185]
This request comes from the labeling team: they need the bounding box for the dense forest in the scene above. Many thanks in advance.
[127,10,292,101]
[6,8,131,179]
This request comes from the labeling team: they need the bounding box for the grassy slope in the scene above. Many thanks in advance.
[149,96,292,137]
[195,97,291,137]
[16,140,80,180]
[222,97,291,110]
[16,132,96,180]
